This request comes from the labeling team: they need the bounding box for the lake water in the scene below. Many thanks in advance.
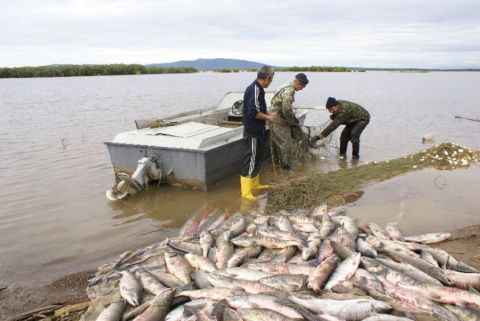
[1,71,480,287]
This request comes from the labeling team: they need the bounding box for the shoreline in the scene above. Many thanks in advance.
[2,144,479,320]
[2,223,479,321]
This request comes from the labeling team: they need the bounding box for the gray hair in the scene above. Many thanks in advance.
[257,65,274,80]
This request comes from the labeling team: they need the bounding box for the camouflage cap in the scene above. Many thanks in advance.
[295,73,309,85]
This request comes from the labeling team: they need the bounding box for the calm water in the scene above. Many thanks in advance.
[1,71,480,287]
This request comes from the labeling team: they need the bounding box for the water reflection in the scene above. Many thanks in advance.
[348,165,480,235]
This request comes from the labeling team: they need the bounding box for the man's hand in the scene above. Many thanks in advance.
[267,112,277,123]
[309,135,319,147]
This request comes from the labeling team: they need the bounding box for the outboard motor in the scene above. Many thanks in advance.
[106,157,164,201]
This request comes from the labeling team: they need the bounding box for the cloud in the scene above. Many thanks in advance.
[0,0,479,67]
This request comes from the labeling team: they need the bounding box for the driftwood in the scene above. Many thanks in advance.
[455,115,480,123]
[53,301,90,317]
[6,302,90,321]
[6,304,63,321]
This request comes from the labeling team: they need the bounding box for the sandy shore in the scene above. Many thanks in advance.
[1,223,479,321]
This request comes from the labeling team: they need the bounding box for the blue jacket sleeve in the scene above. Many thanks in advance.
[245,85,259,120]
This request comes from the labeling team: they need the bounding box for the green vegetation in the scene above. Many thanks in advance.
[214,69,240,73]
[0,64,198,78]
[276,66,352,72]
[268,143,479,211]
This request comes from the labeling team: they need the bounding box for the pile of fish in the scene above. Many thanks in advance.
[412,143,479,170]
[82,205,480,321]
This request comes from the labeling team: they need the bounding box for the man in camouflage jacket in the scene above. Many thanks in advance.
[269,73,309,170]
[315,97,370,160]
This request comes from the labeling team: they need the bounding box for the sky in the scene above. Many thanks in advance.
[1,0,479,68]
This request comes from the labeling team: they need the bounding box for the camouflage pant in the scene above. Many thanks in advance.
[271,123,310,167]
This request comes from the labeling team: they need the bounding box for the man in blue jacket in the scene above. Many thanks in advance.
[241,65,277,200]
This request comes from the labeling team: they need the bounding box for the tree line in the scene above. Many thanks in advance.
[0,64,198,78]
[275,66,361,72]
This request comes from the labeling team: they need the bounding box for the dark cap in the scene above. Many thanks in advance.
[326,97,339,109]
[295,73,309,85]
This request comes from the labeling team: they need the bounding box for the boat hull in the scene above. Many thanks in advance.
[105,138,244,190]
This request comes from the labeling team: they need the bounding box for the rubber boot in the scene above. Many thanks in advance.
[352,142,360,160]
[240,176,258,201]
[252,175,270,190]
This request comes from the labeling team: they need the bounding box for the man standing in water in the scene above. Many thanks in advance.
[269,73,309,170]
[240,65,277,201]
[312,97,370,160]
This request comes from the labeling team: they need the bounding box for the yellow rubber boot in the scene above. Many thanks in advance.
[240,176,258,201]
[252,175,270,190]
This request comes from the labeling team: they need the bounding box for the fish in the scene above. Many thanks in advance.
[374,257,443,286]
[206,273,279,294]
[382,249,451,285]
[177,287,243,301]
[191,270,212,289]
[168,239,203,256]
[324,252,361,291]
[420,249,439,267]
[422,247,478,273]
[217,267,271,281]
[237,307,298,321]
[246,262,315,276]
[227,246,262,267]
[288,293,392,320]
[119,270,143,306]
[318,214,336,239]
[136,270,166,295]
[132,288,175,321]
[223,306,243,321]
[402,232,451,244]
[215,232,235,269]
[226,294,303,319]
[356,238,377,257]
[361,314,414,321]
[184,253,217,273]
[332,216,359,239]
[308,254,339,292]
[199,231,213,257]
[164,252,193,284]
[259,274,306,292]
[96,300,126,321]
[310,203,328,218]
[385,223,403,240]
[366,223,390,239]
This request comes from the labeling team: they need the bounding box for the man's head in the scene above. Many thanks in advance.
[293,73,309,91]
[326,97,340,113]
[257,65,274,88]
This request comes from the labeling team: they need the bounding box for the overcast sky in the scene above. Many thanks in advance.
[1,0,479,68]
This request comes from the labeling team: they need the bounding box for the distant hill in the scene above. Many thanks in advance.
[147,58,267,70]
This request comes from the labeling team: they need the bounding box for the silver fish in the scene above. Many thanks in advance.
[136,270,166,295]
[199,231,213,257]
[132,288,175,321]
[227,246,262,267]
[184,253,217,273]
[324,252,361,291]
[164,251,193,284]
[119,270,143,306]
[402,232,451,244]
[310,203,328,218]
[259,274,306,292]
[96,300,126,321]
[385,222,403,240]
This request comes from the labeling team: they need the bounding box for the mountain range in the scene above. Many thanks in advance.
[146,58,266,70]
